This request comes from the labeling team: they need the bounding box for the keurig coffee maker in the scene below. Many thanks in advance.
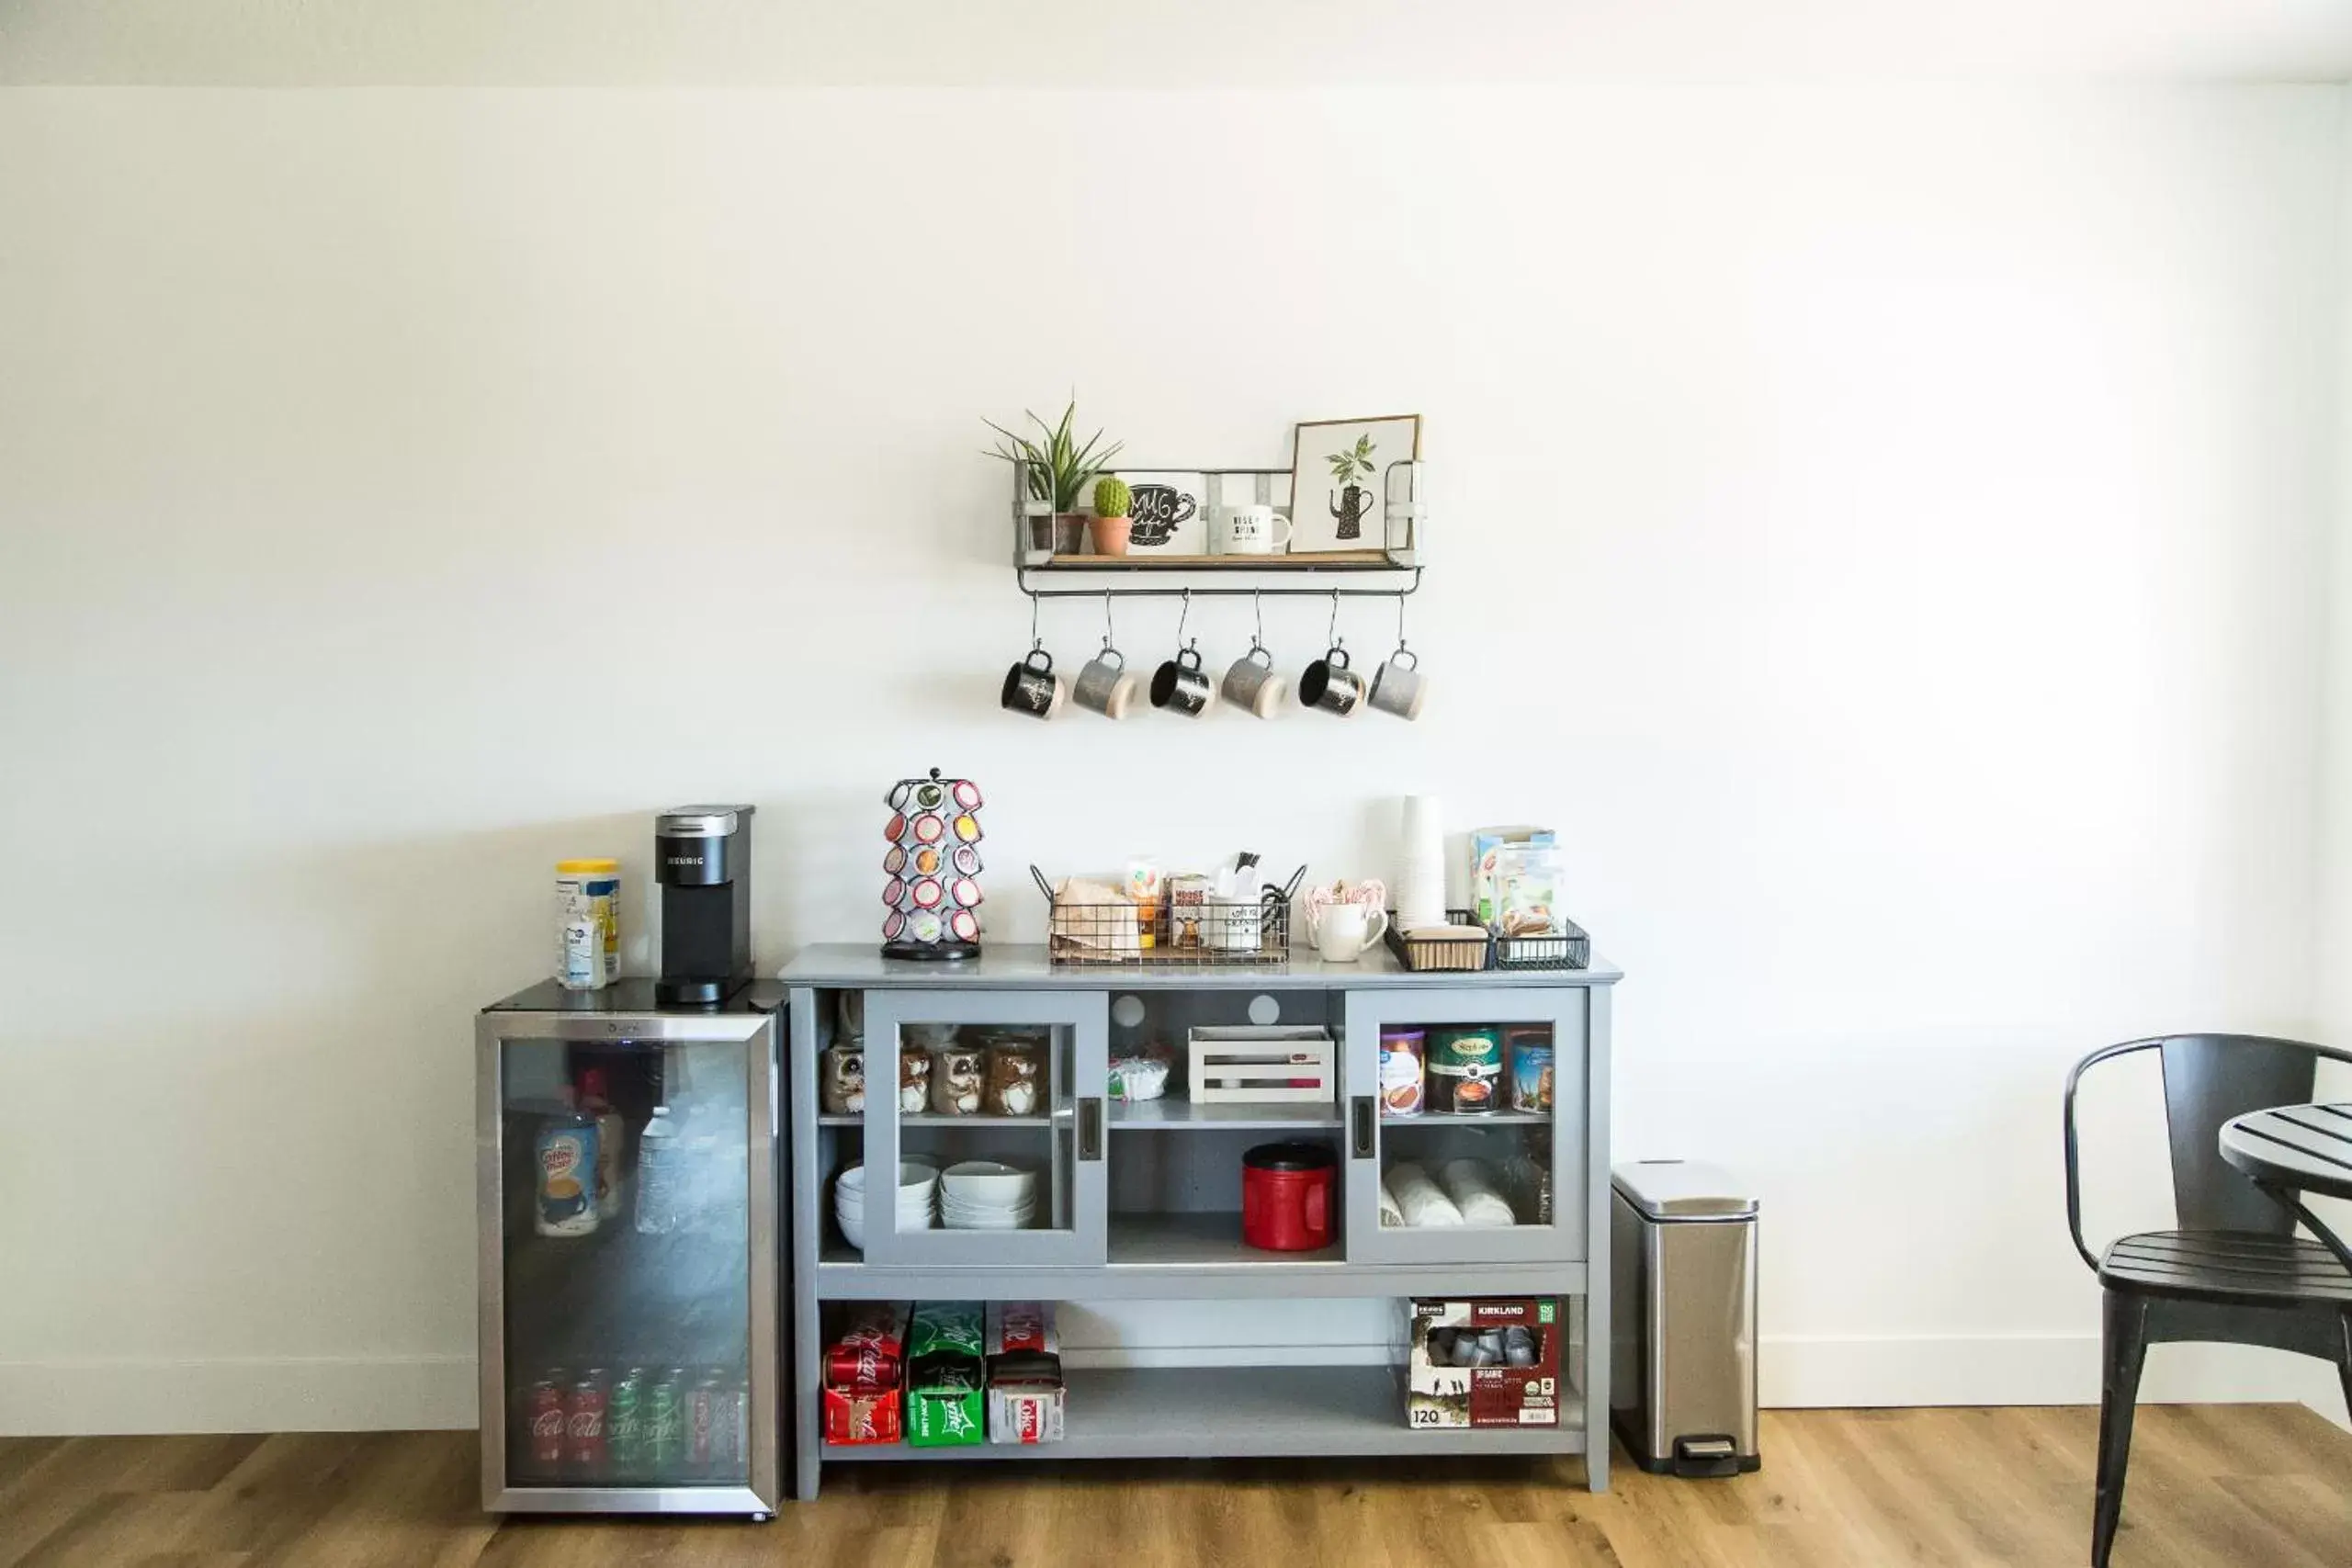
[655,805,755,1005]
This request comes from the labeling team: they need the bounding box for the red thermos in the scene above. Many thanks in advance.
[1241,1142,1336,1251]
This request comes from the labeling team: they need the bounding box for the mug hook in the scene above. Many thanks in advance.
[1252,588,1266,653]
[1395,592,1409,656]
[1102,588,1116,650]
[1175,586,1193,648]
[1327,588,1342,652]
[1028,591,1042,652]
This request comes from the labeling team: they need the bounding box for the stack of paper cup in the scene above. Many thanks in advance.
[1396,795,1448,929]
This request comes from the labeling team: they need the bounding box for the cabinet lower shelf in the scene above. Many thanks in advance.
[821,1364,1584,1461]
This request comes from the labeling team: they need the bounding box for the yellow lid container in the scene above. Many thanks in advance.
[557,859,620,874]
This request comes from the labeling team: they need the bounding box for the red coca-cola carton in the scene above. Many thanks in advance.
[824,1303,910,1446]
[824,1384,903,1446]
[1406,1298,1560,1429]
[829,1302,910,1391]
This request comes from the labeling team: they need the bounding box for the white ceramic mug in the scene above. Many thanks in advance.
[1310,903,1389,963]
[1216,504,1294,556]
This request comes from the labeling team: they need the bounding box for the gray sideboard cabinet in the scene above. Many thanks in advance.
[780,944,1617,1499]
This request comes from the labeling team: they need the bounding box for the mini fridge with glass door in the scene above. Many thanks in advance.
[476,979,787,1516]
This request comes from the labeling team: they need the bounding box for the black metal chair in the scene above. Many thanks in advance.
[2064,1033,2352,1567]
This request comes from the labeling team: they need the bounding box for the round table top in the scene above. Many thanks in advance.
[2219,1102,2352,1201]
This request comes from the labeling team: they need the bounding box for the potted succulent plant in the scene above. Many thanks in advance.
[987,400,1124,557]
[1089,477,1133,556]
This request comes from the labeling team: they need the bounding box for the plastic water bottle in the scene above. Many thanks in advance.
[634,1107,681,1235]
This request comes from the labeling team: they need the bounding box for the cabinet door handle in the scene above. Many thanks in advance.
[1080,1097,1102,1162]
[1351,1095,1375,1159]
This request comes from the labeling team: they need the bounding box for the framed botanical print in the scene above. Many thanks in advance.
[1288,415,1422,555]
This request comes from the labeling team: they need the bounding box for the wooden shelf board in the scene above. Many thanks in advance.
[1110,1097,1343,1131]
[1031,550,1401,571]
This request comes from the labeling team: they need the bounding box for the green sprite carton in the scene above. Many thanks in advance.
[905,1303,987,1448]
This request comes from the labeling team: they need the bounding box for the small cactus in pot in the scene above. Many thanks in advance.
[1089,476,1134,557]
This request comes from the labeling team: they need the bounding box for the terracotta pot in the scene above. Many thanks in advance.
[1051,513,1089,555]
[1090,516,1133,556]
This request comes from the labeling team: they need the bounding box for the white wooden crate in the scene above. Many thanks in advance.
[1186,1027,1338,1103]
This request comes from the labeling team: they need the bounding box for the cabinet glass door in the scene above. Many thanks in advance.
[849,990,1106,1268]
[1342,987,1589,1266]
[480,1018,776,1508]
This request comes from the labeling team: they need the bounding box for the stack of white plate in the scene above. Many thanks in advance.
[940,1160,1038,1231]
[835,1161,938,1250]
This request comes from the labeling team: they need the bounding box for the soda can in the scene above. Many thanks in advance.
[607,1369,646,1475]
[699,1372,746,1472]
[526,1373,568,1469]
[565,1371,608,1476]
[684,1377,718,1471]
[646,1371,686,1471]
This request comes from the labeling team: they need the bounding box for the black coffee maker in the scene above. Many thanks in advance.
[655,805,755,1005]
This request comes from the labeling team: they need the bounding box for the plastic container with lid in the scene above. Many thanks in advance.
[556,859,622,988]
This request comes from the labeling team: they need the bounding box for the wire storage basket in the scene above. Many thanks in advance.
[1035,865,1306,967]
[1491,914,1591,970]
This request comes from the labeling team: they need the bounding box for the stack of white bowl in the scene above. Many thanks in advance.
[834,1161,938,1250]
[940,1160,1037,1230]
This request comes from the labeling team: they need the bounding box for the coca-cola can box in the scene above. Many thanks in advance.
[1405,1297,1560,1429]
[827,1301,910,1393]
[985,1301,1057,1362]
[822,1384,902,1447]
[988,1382,1065,1445]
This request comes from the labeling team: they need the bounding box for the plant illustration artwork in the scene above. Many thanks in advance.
[1287,416,1420,555]
[1326,434,1378,541]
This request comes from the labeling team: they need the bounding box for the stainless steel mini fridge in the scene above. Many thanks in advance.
[476,979,786,1516]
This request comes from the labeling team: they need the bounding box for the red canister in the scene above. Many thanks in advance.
[1241,1142,1336,1251]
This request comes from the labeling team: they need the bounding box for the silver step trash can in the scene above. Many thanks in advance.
[1610,1159,1759,1477]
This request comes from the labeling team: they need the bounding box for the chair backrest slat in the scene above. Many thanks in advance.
[2160,1034,2321,1235]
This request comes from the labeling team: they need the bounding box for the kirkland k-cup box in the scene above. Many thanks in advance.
[1406,1298,1560,1429]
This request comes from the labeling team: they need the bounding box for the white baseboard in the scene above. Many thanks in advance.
[4,1336,2343,1436]
[0,1356,476,1436]
[1760,1334,2351,1429]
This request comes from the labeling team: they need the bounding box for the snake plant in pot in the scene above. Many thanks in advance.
[987,400,1125,557]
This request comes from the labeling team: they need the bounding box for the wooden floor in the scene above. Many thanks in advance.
[2,1406,2348,1567]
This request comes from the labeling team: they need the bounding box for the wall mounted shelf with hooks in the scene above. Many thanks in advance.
[1011,461,1428,601]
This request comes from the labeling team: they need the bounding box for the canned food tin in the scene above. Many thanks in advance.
[1427,1027,1502,1115]
[1379,1029,1427,1116]
[1506,1027,1554,1113]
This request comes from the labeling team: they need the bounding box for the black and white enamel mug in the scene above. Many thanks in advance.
[1001,648,1066,719]
[1150,644,1218,717]
[1369,648,1428,720]
[1298,644,1365,716]
[1073,646,1139,719]
[1221,644,1289,719]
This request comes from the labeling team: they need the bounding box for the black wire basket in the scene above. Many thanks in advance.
[1034,865,1306,967]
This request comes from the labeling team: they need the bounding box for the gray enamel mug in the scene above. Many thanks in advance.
[1370,648,1428,720]
[1221,645,1289,719]
[1074,646,1140,719]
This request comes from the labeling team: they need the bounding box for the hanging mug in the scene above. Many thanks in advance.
[1001,648,1066,719]
[1074,645,1140,719]
[1369,648,1428,720]
[1221,645,1289,719]
[1298,645,1365,716]
[1150,644,1217,717]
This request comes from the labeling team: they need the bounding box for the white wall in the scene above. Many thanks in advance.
[2,84,2346,1432]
